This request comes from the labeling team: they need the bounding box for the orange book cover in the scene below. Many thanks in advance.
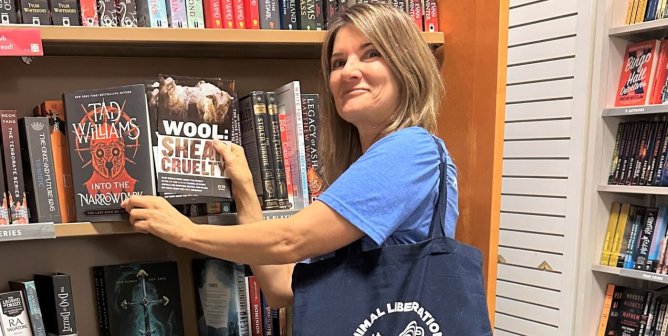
[35,101,76,223]
[651,40,668,104]
[616,39,662,107]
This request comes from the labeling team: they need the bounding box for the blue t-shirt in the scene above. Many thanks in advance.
[318,126,459,249]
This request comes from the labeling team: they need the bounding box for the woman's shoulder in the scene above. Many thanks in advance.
[371,127,436,151]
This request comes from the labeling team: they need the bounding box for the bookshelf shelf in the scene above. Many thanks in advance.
[597,185,668,195]
[609,18,668,39]
[53,209,298,238]
[592,264,668,284]
[603,104,668,117]
[3,25,445,58]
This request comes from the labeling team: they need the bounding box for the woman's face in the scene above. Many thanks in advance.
[328,25,400,133]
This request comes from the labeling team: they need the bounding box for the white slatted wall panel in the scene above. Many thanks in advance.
[496,0,594,335]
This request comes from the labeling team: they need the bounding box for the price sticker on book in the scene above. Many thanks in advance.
[0,29,43,57]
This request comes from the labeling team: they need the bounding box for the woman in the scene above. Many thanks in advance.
[122,3,458,311]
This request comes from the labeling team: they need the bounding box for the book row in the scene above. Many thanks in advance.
[600,203,668,274]
[0,259,285,336]
[624,0,668,25]
[597,283,668,336]
[615,39,668,107]
[607,120,668,186]
[0,0,439,31]
[0,75,321,224]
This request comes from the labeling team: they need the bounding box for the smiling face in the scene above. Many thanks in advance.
[328,25,400,135]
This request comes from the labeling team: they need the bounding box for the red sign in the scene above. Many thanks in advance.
[0,29,43,57]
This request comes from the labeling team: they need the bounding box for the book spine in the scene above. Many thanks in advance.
[299,0,315,29]
[626,0,637,24]
[0,0,18,23]
[79,0,99,25]
[93,268,110,336]
[609,123,625,184]
[185,0,205,27]
[34,274,76,335]
[204,0,223,27]
[234,0,245,27]
[279,0,297,29]
[407,0,422,30]
[301,94,323,203]
[636,208,659,270]
[638,121,658,185]
[624,207,645,268]
[278,104,294,209]
[0,291,33,336]
[655,122,668,185]
[19,0,50,24]
[235,264,250,336]
[646,121,666,185]
[261,294,273,335]
[221,0,233,27]
[244,0,259,28]
[289,83,309,208]
[266,92,290,209]
[615,122,633,183]
[117,0,138,26]
[601,202,622,265]
[49,0,81,25]
[313,0,323,29]
[19,117,62,223]
[239,94,271,208]
[166,0,188,27]
[597,284,615,336]
[636,0,649,23]
[300,96,312,203]
[422,0,437,32]
[98,0,118,26]
[8,281,46,336]
[259,0,279,28]
[247,276,263,336]
[0,110,29,224]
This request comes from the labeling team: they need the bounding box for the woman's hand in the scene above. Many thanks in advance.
[213,140,256,199]
[120,195,194,248]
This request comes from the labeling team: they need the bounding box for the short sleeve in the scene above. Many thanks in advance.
[317,127,442,245]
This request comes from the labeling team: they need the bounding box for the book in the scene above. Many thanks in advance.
[79,0,98,25]
[136,0,168,27]
[615,40,662,107]
[192,258,248,336]
[98,0,118,26]
[301,94,324,203]
[8,280,46,336]
[153,75,239,202]
[0,0,18,23]
[204,0,223,28]
[63,84,156,222]
[49,0,81,25]
[184,0,204,28]
[34,100,76,223]
[0,110,29,224]
[259,0,279,29]
[601,202,622,265]
[116,0,138,27]
[94,261,184,336]
[166,0,187,27]
[244,0,259,29]
[0,291,32,336]
[265,92,290,209]
[19,117,62,223]
[33,273,76,336]
[17,0,50,24]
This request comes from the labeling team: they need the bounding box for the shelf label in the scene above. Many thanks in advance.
[0,29,43,57]
[624,107,646,114]
[641,272,666,282]
[0,223,55,242]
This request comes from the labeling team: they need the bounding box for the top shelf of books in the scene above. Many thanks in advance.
[609,18,668,39]
[6,25,445,58]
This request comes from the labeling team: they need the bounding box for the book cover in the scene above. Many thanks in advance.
[615,40,662,107]
[601,202,622,265]
[63,84,156,222]
[136,0,168,27]
[166,0,187,27]
[98,0,118,26]
[0,0,18,23]
[19,117,62,223]
[192,258,247,336]
[0,110,29,224]
[301,93,324,203]
[79,0,99,25]
[0,291,32,336]
[17,0,50,24]
[94,261,184,336]
[184,0,204,28]
[203,0,223,28]
[259,0,279,29]
[8,280,46,336]
[34,100,76,223]
[265,92,289,209]
[49,0,80,25]
[153,75,238,202]
[244,0,259,29]
[117,0,138,27]
[33,273,76,336]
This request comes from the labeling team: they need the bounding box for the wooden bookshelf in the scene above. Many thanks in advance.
[609,18,668,39]
[597,184,668,195]
[3,25,445,58]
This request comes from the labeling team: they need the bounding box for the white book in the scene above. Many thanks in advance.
[0,291,32,336]
[275,81,310,209]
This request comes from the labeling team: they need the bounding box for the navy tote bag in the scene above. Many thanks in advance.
[291,138,492,335]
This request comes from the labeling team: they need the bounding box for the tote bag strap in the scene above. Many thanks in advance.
[428,135,448,240]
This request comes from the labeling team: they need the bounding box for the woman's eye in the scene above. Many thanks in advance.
[367,49,382,58]
[331,59,346,70]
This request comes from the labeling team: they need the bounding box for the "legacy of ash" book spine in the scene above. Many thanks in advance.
[19,117,62,223]
[0,110,29,224]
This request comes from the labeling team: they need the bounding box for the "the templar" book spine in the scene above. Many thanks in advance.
[0,110,29,224]
[19,117,62,223]
[266,92,289,209]
[49,0,81,25]
[0,291,33,336]
[33,273,77,336]
[8,280,46,336]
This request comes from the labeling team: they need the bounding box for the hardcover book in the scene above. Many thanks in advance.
[266,92,289,209]
[0,110,29,224]
[192,258,248,336]
[97,0,118,26]
[116,0,138,27]
[8,280,46,336]
[616,40,662,107]
[19,117,62,223]
[34,100,76,223]
[152,75,238,202]
[17,0,50,24]
[79,0,99,25]
[301,93,324,203]
[49,0,80,25]
[33,273,76,336]
[93,261,184,336]
[184,0,204,28]
[0,0,18,24]
[0,291,32,336]
[166,0,187,27]
[136,0,168,27]
[63,84,156,222]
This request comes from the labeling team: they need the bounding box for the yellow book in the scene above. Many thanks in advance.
[609,203,632,266]
[626,0,638,24]
[600,202,622,265]
[597,284,616,336]
[635,0,649,23]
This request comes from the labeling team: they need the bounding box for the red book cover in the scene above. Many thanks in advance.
[79,0,99,25]
[233,0,245,28]
[222,0,234,28]
[408,0,422,31]
[245,276,263,336]
[616,40,662,107]
[244,0,258,29]
[423,0,438,32]
[651,40,668,104]
[278,108,294,209]
[204,0,223,28]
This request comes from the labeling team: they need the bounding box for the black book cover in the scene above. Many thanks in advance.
[239,92,279,210]
[0,0,18,23]
[33,273,76,336]
[0,290,32,336]
[93,261,184,336]
[19,117,62,223]
[279,0,298,29]
[265,92,289,209]
[116,0,138,26]
[98,0,118,26]
[18,0,50,24]
[8,280,46,336]
[299,0,315,29]
[153,75,238,203]
[63,84,156,222]
[49,0,81,25]
[0,110,29,224]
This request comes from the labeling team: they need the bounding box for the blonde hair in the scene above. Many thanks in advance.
[319,3,444,184]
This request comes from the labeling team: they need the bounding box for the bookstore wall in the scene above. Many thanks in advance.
[495,0,594,335]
